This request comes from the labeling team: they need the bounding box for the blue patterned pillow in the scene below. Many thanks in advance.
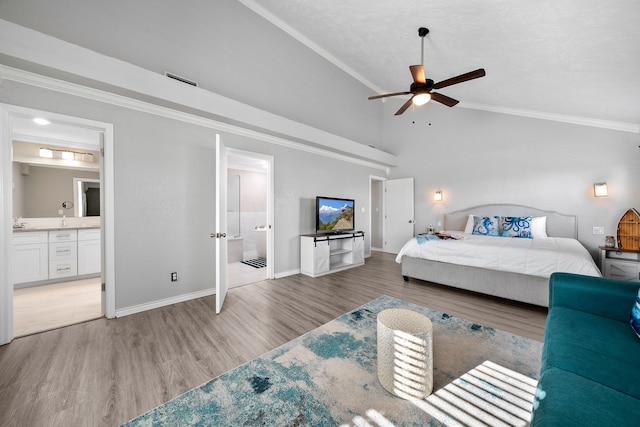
[501,216,532,238]
[472,216,501,236]
[631,288,640,339]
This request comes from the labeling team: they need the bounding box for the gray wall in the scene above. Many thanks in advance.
[382,100,640,258]
[0,0,383,148]
[1,80,380,310]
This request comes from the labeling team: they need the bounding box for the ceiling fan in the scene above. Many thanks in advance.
[368,27,486,115]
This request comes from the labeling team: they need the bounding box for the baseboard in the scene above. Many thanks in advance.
[274,269,300,279]
[115,287,216,318]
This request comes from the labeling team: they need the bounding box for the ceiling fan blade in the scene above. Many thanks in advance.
[368,91,411,100]
[433,68,486,90]
[409,65,426,84]
[394,97,415,116]
[430,92,459,107]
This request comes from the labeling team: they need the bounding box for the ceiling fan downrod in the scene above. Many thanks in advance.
[418,27,429,66]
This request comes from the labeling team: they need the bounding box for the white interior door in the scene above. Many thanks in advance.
[383,178,415,254]
[215,134,228,314]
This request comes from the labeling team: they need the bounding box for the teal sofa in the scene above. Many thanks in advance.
[531,272,640,426]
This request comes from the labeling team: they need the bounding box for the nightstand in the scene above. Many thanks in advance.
[600,247,640,282]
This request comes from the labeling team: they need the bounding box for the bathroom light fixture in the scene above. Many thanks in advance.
[594,183,608,197]
[39,147,95,162]
[33,117,50,125]
[39,148,53,158]
[434,190,443,201]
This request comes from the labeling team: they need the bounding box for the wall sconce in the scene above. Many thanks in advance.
[434,190,443,201]
[593,183,608,197]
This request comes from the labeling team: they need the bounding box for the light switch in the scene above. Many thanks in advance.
[592,226,604,235]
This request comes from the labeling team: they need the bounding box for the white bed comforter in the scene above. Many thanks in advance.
[395,233,601,278]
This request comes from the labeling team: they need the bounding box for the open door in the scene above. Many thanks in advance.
[215,134,228,314]
[383,178,415,254]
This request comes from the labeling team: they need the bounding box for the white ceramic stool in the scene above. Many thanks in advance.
[377,308,433,399]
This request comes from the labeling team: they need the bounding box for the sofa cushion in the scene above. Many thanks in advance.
[531,367,640,426]
[542,307,640,398]
[631,288,640,339]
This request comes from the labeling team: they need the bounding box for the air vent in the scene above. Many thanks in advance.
[164,71,198,87]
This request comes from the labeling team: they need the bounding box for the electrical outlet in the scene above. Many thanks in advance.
[592,227,604,235]
[170,272,178,282]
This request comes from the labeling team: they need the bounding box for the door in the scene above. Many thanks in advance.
[215,134,228,314]
[383,178,415,254]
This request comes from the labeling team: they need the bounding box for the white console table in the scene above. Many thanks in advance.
[300,231,364,277]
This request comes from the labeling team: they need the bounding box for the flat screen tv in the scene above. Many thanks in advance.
[316,196,355,233]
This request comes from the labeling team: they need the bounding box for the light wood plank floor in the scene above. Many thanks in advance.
[13,278,103,337]
[0,251,547,427]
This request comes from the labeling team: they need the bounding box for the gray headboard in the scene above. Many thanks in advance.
[443,204,578,239]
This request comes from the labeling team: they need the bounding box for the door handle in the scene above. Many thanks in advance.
[408,220,414,223]
[210,233,227,238]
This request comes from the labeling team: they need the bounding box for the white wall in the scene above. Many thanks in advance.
[383,100,640,258]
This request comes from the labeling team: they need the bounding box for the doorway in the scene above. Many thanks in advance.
[0,105,115,344]
[226,149,274,287]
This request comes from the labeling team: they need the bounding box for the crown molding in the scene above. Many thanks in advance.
[460,102,640,134]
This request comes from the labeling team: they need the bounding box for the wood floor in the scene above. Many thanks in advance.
[13,278,103,337]
[0,251,547,427]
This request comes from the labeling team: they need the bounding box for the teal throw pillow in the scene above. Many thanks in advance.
[501,216,532,238]
[472,216,500,236]
[631,288,640,339]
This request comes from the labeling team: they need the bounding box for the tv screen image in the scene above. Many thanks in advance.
[316,197,355,232]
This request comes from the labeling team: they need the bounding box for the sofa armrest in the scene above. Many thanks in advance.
[549,272,639,322]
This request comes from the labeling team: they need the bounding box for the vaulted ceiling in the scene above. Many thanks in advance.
[242,0,640,128]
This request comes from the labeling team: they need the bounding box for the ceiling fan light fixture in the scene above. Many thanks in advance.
[412,92,431,106]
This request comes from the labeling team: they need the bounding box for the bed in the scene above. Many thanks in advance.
[395,204,602,307]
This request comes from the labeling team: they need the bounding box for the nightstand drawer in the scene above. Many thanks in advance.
[607,250,640,261]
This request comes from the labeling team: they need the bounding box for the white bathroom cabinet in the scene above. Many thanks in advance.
[12,231,49,284]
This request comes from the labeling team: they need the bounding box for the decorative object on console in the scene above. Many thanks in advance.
[593,182,608,197]
[617,208,640,250]
[605,235,616,248]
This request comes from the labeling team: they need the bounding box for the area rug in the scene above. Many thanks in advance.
[241,257,267,268]
[122,295,542,426]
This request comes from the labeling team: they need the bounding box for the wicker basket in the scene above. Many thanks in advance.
[617,208,640,250]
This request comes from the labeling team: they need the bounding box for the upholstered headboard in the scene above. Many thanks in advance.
[443,204,578,239]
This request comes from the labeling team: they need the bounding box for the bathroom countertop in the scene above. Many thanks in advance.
[13,225,100,233]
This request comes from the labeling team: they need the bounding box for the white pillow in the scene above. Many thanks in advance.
[464,215,475,233]
[531,216,548,239]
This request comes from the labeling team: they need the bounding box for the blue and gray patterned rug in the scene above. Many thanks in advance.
[122,295,542,426]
